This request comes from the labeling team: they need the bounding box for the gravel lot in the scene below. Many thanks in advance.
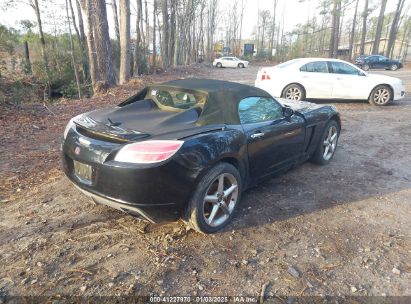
[0,64,410,299]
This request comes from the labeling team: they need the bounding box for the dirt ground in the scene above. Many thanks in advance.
[0,64,410,300]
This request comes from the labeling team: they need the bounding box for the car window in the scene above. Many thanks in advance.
[146,87,207,111]
[330,62,360,75]
[378,56,387,62]
[300,61,328,73]
[238,97,283,124]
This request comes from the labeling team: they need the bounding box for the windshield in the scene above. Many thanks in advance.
[146,87,207,111]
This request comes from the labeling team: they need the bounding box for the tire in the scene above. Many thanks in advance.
[311,120,340,165]
[282,84,306,101]
[185,163,242,234]
[216,62,222,68]
[390,64,398,71]
[363,64,370,71]
[238,63,244,68]
[368,85,393,106]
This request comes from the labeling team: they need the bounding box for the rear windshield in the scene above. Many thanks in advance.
[146,87,207,111]
[276,59,301,68]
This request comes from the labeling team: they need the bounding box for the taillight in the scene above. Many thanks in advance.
[261,71,271,80]
[114,140,184,164]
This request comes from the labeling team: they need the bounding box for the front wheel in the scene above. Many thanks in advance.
[311,120,340,165]
[369,85,392,106]
[362,64,370,71]
[390,64,398,71]
[216,62,222,68]
[185,163,242,234]
[238,63,244,68]
[282,84,305,101]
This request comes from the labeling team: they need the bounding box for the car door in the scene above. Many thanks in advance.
[227,57,236,68]
[238,97,306,180]
[329,61,369,99]
[367,56,378,69]
[298,61,334,99]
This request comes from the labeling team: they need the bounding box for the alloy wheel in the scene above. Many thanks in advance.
[391,64,398,71]
[323,126,338,161]
[285,87,302,101]
[373,88,390,105]
[202,173,239,227]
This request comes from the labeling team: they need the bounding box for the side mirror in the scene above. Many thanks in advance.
[283,107,294,119]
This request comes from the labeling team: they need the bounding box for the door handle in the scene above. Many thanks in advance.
[251,132,265,139]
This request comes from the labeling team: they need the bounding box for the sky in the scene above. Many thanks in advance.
[0,0,403,40]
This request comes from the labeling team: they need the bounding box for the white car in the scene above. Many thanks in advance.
[213,57,249,68]
[255,58,406,106]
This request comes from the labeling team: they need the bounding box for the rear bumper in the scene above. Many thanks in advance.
[72,183,177,223]
[61,127,202,223]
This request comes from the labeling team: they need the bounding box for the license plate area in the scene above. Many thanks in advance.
[73,160,94,185]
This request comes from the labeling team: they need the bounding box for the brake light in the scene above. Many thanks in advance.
[261,71,271,80]
[114,140,184,164]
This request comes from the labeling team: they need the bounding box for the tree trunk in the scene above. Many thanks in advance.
[349,0,359,60]
[65,0,82,99]
[133,0,142,76]
[169,0,176,66]
[69,0,89,80]
[372,0,387,54]
[119,0,130,84]
[81,0,98,88]
[32,0,50,98]
[161,0,169,68]
[92,0,116,86]
[152,0,157,68]
[111,0,121,44]
[76,0,87,47]
[270,0,277,57]
[360,0,369,55]
[385,0,406,58]
[144,0,150,70]
[23,41,32,74]
[329,0,341,58]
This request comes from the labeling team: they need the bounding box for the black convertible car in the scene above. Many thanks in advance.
[62,79,341,233]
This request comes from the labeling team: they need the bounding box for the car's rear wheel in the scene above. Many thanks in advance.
[283,84,305,101]
[238,63,244,68]
[390,64,398,71]
[369,85,392,106]
[186,163,241,234]
[216,62,222,68]
[363,64,370,71]
[311,120,340,165]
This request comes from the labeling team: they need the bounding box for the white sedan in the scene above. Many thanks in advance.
[213,57,249,68]
[255,58,406,106]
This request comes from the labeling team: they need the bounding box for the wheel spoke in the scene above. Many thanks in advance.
[205,195,218,203]
[207,204,220,224]
[330,133,337,142]
[324,145,330,157]
[217,174,225,195]
[220,202,230,215]
[223,184,238,198]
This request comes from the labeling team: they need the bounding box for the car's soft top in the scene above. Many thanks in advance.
[120,78,273,125]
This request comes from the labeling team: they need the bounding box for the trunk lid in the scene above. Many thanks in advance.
[74,99,220,142]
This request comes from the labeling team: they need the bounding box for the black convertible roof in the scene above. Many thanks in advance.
[159,79,273,125]
[120,78,273,125]
[162,78,265,94]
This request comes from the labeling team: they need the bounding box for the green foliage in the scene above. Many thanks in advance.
[0,24,18,54]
